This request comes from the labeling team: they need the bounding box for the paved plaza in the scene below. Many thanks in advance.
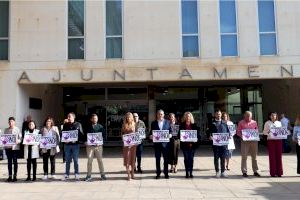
[0,145,299,200]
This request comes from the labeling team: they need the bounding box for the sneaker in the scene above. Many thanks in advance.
[75,174,80,181]
[50,175,56,179]
[100,174,107,181]
[215,172,220,178]
[61,175,69,181]
[85,176,92,182]
[42,175,48,180]
[221,172,228,178]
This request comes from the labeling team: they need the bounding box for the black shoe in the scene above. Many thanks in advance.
[6,177,12,182]
[137,169,143,173]
[185,175,189,178]
[254,172,261,177]
[242,173,248,177]
[12,176,17,182]
[164,175,169,179]
[32,177,36,181]
[190,174,194,178]
[134,168,137,172]
[26,177,31,181]
[155,175,160,179]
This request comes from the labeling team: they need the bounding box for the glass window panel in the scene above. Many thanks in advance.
[106,37,122,58]
[258,0,275,32]
[182,36,199,57]
[0,1,9,37]
[219,0,237,33]
[68,38,84,59]
[106,0,122,36]
[260,33,277,55]
[0,40,8,60]
[68,0,84,36]
[181,0,198,34]
[221,34,237,56]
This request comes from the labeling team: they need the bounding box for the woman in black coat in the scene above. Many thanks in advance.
[179,112,200,178]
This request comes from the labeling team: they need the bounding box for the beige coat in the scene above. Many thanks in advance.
[40,126,60,155]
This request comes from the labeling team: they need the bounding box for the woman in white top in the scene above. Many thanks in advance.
[40,117,60,180]
[222,112,236,171]
[263,112,283,177]
[24,120,40,181]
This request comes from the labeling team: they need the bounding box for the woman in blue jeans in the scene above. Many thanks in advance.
[179,112,200,178]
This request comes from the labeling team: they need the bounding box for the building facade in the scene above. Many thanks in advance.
[0,0,300,140]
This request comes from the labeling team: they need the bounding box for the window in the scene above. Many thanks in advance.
[219,0,238,56]
[258,0,277,55]
[0,1,9,60]
[106,0,122,59]
[181,0,199,57]
[68,0,85,59]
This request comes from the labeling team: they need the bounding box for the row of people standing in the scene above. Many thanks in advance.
[3,113,107,182]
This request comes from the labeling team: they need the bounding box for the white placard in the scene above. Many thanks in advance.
[23,132,41,145]
[212,132,230,146]
[242,129,260,141]
[228,124,236,136]
[152,130,170,143]
[87,132,103,146]
[0,134,17,147]
[40,136,57,149]
[137,128,146,139]
[61,130,78,143]
[171,125,180,136]
[122,132,141,147]
[269,127,289,140]
[180,130,198,142]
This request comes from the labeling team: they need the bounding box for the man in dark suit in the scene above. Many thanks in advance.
[150,109,172,179]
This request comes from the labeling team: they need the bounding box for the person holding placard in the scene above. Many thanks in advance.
[207,110,230,178]
[263,112,283,177]
[133,113,146,173]
[179,112,200,178]
[61,112,84,181]
[168,113,180,173]
[236,111,260,177]
[150,109,172,179]
[292,115,300,175]
[40,117,60,180]
[84,114,106,182]
[122,112,137,181]
[24,120,40,181]
[222,112,235,171]
[3,117,22,182]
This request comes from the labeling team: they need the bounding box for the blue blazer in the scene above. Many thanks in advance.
[150,119,171,147]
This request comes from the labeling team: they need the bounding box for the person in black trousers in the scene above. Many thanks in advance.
[179,112,200,178]
[207,109,230,178]
[292,115,300,175]
[150,109,172,179]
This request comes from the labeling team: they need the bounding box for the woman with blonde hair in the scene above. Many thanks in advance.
[179,112,200,178]
[292,115,300,175]
[122,112,137,180]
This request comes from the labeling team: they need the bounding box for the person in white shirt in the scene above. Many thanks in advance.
[263,112,283,177]
[222,112,235,171]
